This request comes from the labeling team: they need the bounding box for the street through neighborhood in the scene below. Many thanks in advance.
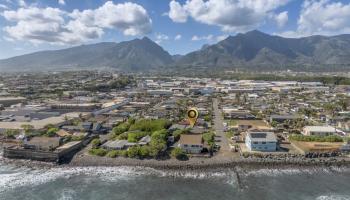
[212,98,231,157]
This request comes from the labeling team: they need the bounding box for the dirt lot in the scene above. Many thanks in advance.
[291,141,343,153]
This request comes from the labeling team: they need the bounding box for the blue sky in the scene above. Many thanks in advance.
[0,0,350,59]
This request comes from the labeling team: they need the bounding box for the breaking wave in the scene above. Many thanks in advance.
[1,161,349,195]
[316,195,350,200]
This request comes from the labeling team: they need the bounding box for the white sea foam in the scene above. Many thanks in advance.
[1,161,349,195]
[240,166,350,178]
[316,195,350,200]
[0,165,153,194]
[0,163,243,194]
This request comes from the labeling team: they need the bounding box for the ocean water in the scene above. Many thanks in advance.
[1,162,350,200]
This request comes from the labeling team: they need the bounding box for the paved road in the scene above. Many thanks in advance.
[212,98,231,157]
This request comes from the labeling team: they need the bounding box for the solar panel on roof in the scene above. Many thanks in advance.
[250,133,267,138]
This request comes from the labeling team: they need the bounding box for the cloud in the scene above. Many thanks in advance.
[0,4,8,9]
[70,1,152,36]
[191,34,213,41]
[155,33,169,44]
[18,0,26,7]
[168,0,290,32]
[58,0,65,5]
[216,34,229,41]
[278,0,350,38]
[274,11,288,28]
[168,0,187,23]
[1,1,152,44]
[174,34,182,40]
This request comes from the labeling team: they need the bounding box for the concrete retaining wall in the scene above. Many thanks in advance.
[3,136,96,163]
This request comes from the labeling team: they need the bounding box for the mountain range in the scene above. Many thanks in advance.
[1,30,350,72]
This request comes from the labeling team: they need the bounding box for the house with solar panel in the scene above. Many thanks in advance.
[245,131,277,152]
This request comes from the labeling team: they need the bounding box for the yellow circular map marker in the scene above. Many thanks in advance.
[187,107,199,127]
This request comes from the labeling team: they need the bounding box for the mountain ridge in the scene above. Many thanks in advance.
[1,30,350,72]
[0,37,174,71]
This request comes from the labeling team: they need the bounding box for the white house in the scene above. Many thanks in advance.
[178,134,203,154]
[302,126,338,137]
[245,131,277,152]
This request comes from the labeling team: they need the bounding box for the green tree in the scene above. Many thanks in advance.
[46,128,59,137]
[338,98,349,111]
[171,147,187,160]
[117,132,129,140]
[43,124,55,130]
[113,123,130,135]
[127,131,148,143]
[172,129,184,140]
[21,124,34,135]
[129,119,171,132]
[91,138,101,148]
[203,132,215,146]
[106,150,118,158]
[4,129,20,139]
[88,148,107,156]
[127,146,140,158]
[139,146,150,158]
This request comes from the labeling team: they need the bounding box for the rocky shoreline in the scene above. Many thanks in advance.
[1,142,349,171]
[2,152,350,171]
[69,155,350,170]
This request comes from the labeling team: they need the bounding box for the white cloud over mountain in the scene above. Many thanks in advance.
[2,1,152,45]
[279,0,350,37]
[191,34,213,41]
[168,0,290,32]
[155,33,169,44]
[274,11,288,28]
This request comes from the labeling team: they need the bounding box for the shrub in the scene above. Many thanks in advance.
[89,148,107,156]
[91,138,101,148]
[106,150,118,158]
[148,129,168,157]
[119,150,128,157]
[127,131,149,143]
[203,132,215,145]
[289,134,344,142]
[204,115,211,122]
[117,132,129,140]
[139,146,151,158]
[71,135,84,141]
[112,122,130,135]
[127,146,140,158]
[4,129,19,139]
[149,140,167,157]
[129,119,171,132]
[46,128,59,137]
[171,147,187,160]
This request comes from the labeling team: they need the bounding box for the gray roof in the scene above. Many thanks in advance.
[169,124,187,130]
[247,132,277,142]
[270,115,299,119]
[139,135,151,144]
[303,126,337,133]
[102,140,128,149]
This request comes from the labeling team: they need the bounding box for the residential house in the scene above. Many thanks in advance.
[302,126,338,136]
[245,131,277,152]
[178,134,203,154]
